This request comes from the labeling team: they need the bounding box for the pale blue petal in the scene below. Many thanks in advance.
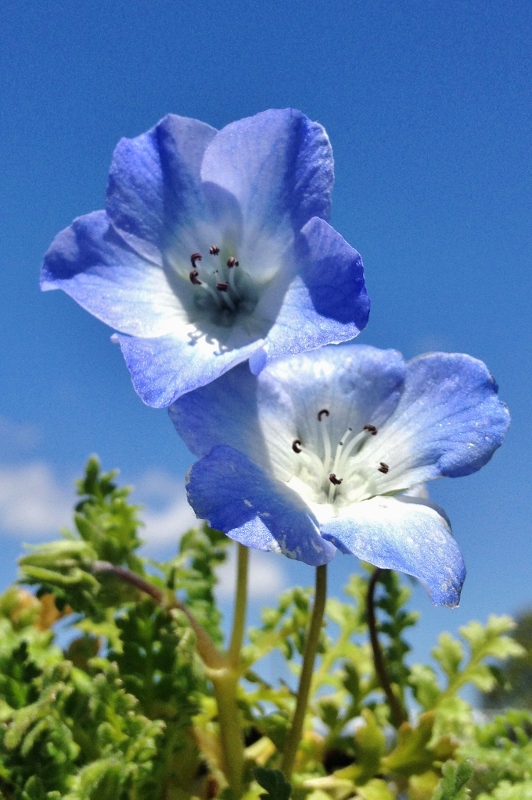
[250,218,370,370]
[186,445,337,566]
[169,362,264,457]
[201,109,334,238]
[116,330,265,408]
[254,345,406,452]
[368,353,511,492]
[41,211,183,338]
[321,495,465,607]
[169,360,298,480]
[106,114,217,260]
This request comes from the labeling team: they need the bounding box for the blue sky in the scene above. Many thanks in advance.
[1,0,531,665]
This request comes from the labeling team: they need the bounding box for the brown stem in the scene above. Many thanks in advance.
[92,560,224,669]
[366,568,407,727]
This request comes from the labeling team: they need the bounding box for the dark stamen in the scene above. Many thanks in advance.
[189,269,202,285]
[227,257,239,267]
[292,439,302,453]
[209,245,220,255]
[329,473,343,485]
[216,282,229,292]
[378,462,389,474]
[364,425,378,435]
[190,252,202,267]
[317,409,330,421]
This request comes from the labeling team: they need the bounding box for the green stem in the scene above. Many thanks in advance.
[366,568,407,727]
[228,543,249,668]
[91,560,224,669]
[210,668,244,797]
[281,564,327,781]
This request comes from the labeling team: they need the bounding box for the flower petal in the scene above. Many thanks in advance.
[169,361,298,480]
[186,445,337,566]
[255,345,406,454]
[364,353,511,492]
[41,211,185,338]
[320,495,465,606]
[201,109,334,241]
[249,219,370,370]
[116,330,265,407]
[106,114,217,260]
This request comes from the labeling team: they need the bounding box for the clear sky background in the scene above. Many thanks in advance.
[1,0,531,670]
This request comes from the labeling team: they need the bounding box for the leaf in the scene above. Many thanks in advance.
[432,760,473,800]
[351,709,386,783]
[255,767,292,800]
[382,712,453,777]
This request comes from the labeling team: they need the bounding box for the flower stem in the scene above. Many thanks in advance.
[281,564,327,781]
[91,560,224,669]
[210,667,244,797]
[92,557,246,795]
[205,543,249,796]
[228,543,249,668]
[366,568,407,727]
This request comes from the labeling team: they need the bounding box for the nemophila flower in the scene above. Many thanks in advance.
[41,109,369,407]
[170,345,510,607]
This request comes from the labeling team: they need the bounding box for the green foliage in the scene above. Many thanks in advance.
[481,609,532,710]
[1,458,530,799]
[255,768,292,800]
[432,760,473,800]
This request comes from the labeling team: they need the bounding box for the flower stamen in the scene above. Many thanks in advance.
[378,462,389,474]
[364,424,378,435]
[209,245,220,255]
[292,439,303,453]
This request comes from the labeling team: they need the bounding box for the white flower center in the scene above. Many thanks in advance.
[187,247,259,327]
[287,409,390,509]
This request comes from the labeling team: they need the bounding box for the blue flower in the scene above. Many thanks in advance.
[41,110,369,407]
[169,345,510,607]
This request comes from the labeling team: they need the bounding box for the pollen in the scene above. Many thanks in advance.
[317,408,330,421]
[329,473,342,485]
[378,462,389,474]
[292,439,303,453]
[209,245,220,255]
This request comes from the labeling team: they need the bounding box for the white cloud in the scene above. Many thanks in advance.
[216,547,287,600]
[0,462,74,536]
[135,469,198,545]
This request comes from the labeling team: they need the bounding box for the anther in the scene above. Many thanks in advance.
[378,462,389,474]
[190,252,202,267]
[189,269,202,285]
[209,245,220,255]
[317,409,330,421]
[226,257,239,267]
[364,425,378,435]
[216,282,229,292]
[292,439,302,453]
[329,473,343,485]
